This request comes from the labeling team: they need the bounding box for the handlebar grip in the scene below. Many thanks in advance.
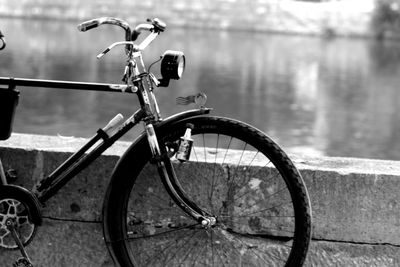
[77,19,99,32]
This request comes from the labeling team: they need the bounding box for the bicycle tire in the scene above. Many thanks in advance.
[103,116,311,267]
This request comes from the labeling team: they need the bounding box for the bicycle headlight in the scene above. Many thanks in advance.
[161,50,185,80]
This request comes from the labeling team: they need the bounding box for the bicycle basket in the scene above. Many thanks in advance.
[0,86,19,140]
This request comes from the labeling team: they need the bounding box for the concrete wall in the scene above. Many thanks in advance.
[1,133,400,266]
[0,0,377,37]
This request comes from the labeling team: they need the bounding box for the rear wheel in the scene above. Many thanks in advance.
[103,116,311,266]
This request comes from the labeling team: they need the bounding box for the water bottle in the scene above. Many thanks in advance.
[176,124,194,162]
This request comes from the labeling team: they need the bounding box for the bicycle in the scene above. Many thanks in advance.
[0,17,312,266]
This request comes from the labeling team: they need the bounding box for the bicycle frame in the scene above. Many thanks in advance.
[0,18,312,267]
[0,75,212,215]
[0,22,164,203]
[0,17,217,231]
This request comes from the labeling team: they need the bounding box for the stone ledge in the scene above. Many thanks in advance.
[1,133,400,266]
[294,155,400,246]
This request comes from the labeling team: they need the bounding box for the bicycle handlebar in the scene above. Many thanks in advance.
[96,31,159,59]
[77,17,132,41]
[77,17,166,42]
[129,18,166,41]
[131,23,153,41]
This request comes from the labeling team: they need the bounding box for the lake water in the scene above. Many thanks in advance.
[2,18,400,160]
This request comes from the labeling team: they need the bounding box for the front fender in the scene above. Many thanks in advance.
[102,108,211,264]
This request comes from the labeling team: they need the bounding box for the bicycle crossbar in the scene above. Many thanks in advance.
[0,77,133,93]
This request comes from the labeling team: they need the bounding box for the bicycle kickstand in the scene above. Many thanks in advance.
[5,219,34,267]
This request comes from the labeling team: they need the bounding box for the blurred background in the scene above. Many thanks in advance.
[1,0,400,160]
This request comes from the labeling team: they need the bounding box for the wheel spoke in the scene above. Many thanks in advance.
[108,117,311,267]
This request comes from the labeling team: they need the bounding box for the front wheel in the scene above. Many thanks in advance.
[103,116,312,266]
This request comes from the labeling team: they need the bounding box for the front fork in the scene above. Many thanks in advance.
[144,123,216,228]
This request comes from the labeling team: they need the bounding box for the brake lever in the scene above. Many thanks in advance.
[96,41,136,59]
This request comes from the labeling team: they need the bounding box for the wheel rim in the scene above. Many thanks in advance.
[119,126,305,266]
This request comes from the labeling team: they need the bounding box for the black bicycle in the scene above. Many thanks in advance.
[0,17,311,267]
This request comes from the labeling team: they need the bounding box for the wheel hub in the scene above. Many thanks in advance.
[201,216,217,228]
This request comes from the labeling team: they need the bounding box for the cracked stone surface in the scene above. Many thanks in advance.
[1,133,400,265]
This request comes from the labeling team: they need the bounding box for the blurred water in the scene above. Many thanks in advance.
[2,18,400,160]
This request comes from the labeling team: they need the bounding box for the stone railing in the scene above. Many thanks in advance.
[1,133,400,266]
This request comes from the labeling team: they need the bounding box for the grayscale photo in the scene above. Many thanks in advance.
[0,0,399,266]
